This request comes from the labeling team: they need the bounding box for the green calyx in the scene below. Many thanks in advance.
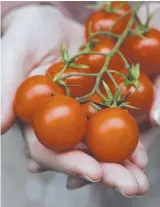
[131,14,150,38]
[103,2,125,14]
[125,63,140,90]
[60,44,89,69]
[100,81,132,109]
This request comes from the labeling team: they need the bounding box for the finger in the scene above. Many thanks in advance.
[150,75,160,126]
[24,126,103,182]
[129,142,148,170]
[27,158,42,173]
[66,175,91,190]
[140,127,160,151]
[1,5,62,132]
[66,141,149,191]
[102,163,139,197]
[124,160,149,196]
[138,2,160,29]
[1,2,37,18]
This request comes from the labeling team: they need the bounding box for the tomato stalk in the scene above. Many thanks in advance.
[59,73,97,81]
[96,88,107,101]
[77,3,140,102]
[54,3,141,109]
[116,49,130,69]
[88,31,119,44]
[53,51,107,82]
[109,70,128,80]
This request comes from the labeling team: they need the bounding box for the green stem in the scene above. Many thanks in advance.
[89,31,119,45]
[54,64,68,82]
[54,51,107,82]
[130,28,148,36]
[96,89,107,101]
[65,85,71,96]
[135,14,142,26]
[59,73,97,80]
[90,103,101,112]
[76,90,95,101]
[109,70,128,80]
[106,67,118,88]
[116,49,130,68]
[106,1,112,11]
[68,51,107,64]
[78,3,140,101]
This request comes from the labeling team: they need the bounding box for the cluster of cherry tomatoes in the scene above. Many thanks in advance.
[14,2,159,163]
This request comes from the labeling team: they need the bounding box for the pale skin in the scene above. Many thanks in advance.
[1,2,160,198]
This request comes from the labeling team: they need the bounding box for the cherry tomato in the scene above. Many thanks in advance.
[77,37,124,73]
[85,2,136,41]
[121,29,160,74]
[101,2,133,15]
[14,75,64,123]
[33,95,87,152]
[86,108,139,162]
[107,69,154,117]
[47,62,95,97]
[82,93,103,118]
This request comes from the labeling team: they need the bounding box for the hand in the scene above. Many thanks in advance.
[1,3,159,198]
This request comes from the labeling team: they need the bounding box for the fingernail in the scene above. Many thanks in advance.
[115,188,136,198]
[79,175,100,183]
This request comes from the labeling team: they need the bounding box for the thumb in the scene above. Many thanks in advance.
[1,5,84,133]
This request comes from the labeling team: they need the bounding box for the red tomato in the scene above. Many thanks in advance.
[77,37,125,73]
[14,75,64,123]
[121,29,160,74]
[47,62,95,97]
[33,95,87,152]
[86,108,139,162]
[82,93,103,118]
[85,2,136,41]
[107,69,154,117]
[101,2,133,15]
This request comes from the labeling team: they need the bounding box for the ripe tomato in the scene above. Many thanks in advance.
[107,69,154,117]
[82,93,103,118]
[85,2,136,41]
[101,2,133,15]
[33,95,87,152]
[121,29,160,74]
[77,37,124,73]
[47,62,95,97]
[14,75,64,123]
[86,108,139,162]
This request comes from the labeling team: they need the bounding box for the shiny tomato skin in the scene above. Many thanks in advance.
[86,108,139,162]
[82,93,103,118]
[33,95,87,152]
[108,70,154,117]
[14,75,64,123]
[77,38,124,73]
[47,62,95,97]
[85,8,136,41]
[121,29,160,74]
